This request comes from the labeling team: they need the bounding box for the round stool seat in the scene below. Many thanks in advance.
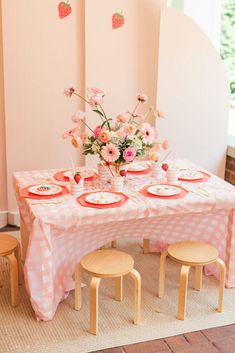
[0,234,19,257]
[167,241,219,266]
[81,249,134,278]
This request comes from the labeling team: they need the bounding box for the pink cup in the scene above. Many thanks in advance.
[166,169,179,185]
[111,176,124,192]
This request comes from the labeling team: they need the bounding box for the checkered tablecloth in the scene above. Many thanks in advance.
[13,160,235,321]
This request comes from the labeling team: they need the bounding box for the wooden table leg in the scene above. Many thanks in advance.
[75,264,82,310]
[143,239,150,254]
[20,216,29,262]
[158,251,168,298]
[111,240,117,248]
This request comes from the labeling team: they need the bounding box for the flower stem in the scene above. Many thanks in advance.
[98,104,111,131]
[128,101,141,123]
[132,101,140,116]
[73,92,91,106]
[81,120,94,134]
[73,91,110,131]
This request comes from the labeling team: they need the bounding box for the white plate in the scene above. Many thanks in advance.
[28,184,62,196]
[147,185,181,196]
[64,169,95,179]
[128,163,149,172]
[179,170,203,181]
[85,192,121,205]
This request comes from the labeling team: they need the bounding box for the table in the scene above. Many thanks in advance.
[13,160,235,321]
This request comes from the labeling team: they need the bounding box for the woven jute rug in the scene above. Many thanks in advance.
[1,233,235,353]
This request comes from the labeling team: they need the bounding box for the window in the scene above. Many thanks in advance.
[221,0,235,136]
[168,0,235,137]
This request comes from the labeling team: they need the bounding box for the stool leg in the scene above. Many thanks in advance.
[215,258,226,312]
[6,254,19,307]
[15,243,23,285]
[194,266,203,291]
[115,276,123,301]
[130,269,141,325]
[143,239,150,254]
[111,241,117,248]
[90,277,101,335]
[75,264,82,310]
[158,251,168,298]
[177,265,190,320]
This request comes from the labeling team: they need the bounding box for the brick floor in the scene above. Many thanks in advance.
[90,324,235,353]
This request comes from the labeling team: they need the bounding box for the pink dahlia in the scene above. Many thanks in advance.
[93,125,102,138]
[62,127,79,139]
[64,85,75,97]
[137,93,148,103]
[88,87,106,95]
[123,147,136,162]
[140,123,155,144]
[101,143,120,163]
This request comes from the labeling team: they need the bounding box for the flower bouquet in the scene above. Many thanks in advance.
[63,85,168,176]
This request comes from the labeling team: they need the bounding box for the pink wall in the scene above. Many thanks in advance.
[0,0,7,211]
[1,0,85,211]
[157,8,230,177]
[85,0,165,165]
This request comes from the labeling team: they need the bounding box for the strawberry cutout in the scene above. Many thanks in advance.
[74,172,81,184]
[162,163,169,171]
[112,12,125,29]
[120,170,127,177]
[58,1,72,19]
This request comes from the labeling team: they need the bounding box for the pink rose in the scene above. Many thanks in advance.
[123,147,137,162]
[124,124,136,136]
[116,115,128,123]
[93,125,102,138]
[89,95,103,107]
[72,110,86,123]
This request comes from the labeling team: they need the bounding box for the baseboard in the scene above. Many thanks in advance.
[0,211,8,228]
[7,211,20,227]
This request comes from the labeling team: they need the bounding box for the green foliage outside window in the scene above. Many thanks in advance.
[221,0,235,107]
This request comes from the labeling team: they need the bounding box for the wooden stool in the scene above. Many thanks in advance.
[75,249,141,334]
[0,233,22,306]
[158,241,226,320]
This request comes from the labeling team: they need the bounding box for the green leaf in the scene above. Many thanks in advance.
[93,109,104,117]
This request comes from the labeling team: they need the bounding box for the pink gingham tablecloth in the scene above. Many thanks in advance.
[13,160,235,321]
